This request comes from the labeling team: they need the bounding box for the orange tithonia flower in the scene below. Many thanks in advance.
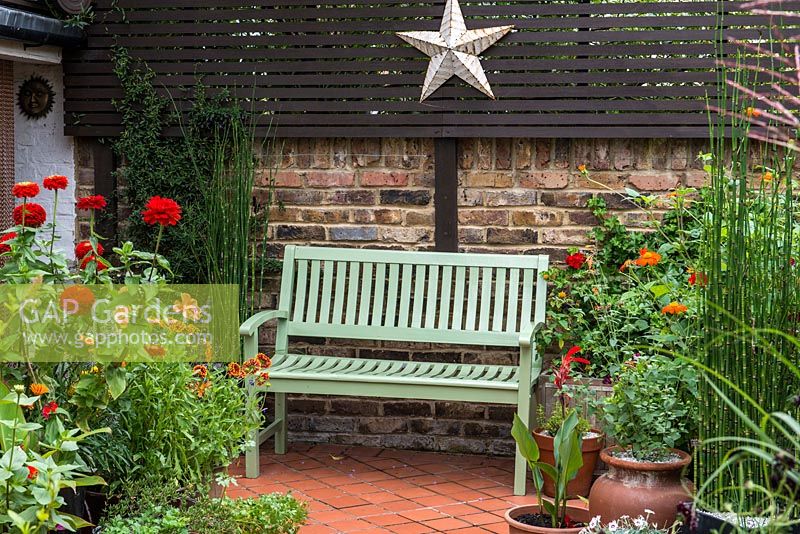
[29,383,49,395]
[745,107,762,118]
[662,302,689,315]
[577,164,587,173]
[634,248,662,267]
[762,171,773,182]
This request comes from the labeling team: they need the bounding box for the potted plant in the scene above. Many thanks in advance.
[506,411,591,533]
[588,355,698,528]
[534,346,604,498]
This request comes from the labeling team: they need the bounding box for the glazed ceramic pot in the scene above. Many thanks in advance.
[506,504,592,534]
[588,447,693,528]
[534,429,604,498]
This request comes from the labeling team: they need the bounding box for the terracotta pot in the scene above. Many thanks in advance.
[588,447,694,528]
[505,504,592,534]
[533,429,604,498]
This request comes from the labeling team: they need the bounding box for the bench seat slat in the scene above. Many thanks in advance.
[269,355,519,391]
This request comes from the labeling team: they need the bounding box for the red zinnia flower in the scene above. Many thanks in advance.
[26,465,38,479]
[75,241,104,260]
[42,401,58,420]
[12,181,39,198]
[0,232,16,254]
[43,175,68,191]
[688,271,708,287]
[142,196,182,227]
[76,195,107,211]
[565,252,586,270]
[80,255,108,271]
[59,285,96,316]
[13,203,46,228]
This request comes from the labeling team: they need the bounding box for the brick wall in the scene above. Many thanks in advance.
[263,137,708,456]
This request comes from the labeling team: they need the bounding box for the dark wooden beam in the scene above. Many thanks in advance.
[92,141,117,242]
[434,138,458,252]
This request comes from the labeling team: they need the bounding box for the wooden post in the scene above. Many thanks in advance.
[434,138,458,252]
[92,142,117,242]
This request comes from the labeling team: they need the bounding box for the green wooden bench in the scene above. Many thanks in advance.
[239,245,548,495]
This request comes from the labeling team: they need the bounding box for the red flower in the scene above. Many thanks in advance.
[43,175,68,191]
[76,195,107,211]
[0,232,16,254]
[565,252,586,270]
[59,285,96,316]
[80,255,108,271]
[688,272,708,287]
[12,182,39,198]
[142,196,182,226]
[13,203,46,228]
[26,465,38,479]
[75,241,104,260]
[42,401,58,420]
[553,346,589,390]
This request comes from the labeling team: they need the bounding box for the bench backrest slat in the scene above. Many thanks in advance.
[279,245,548,348]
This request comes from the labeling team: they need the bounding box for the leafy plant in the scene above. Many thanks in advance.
[597,356,698,461]
[100,494,307,534]
[512,411,584,528]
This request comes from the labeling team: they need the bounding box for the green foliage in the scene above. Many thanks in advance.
[101,494,308,534]
[93,364,259,494]
[597,356,698,461]
[537,405,591,437]
[111,46,244,282]
[538,193,702,377]
[512,412,584,528]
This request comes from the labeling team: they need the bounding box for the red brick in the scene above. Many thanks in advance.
[683,170,708,188]
[458,138,476,169]
[576,171,628,189]
[477,139,493,170]
[514,139,532,170]
[511,210,562,227]
[592,139,612,170]
[462,171,513,188]
[405,210,434,226]
[520,171,570,189]
[628,173,680,191]
[539,228,590,245]
[458,210,508,226]
[312,138,332,169]
[361,171,411,187]
[495,138,512,170]
[535,139,551,168]
[272,170,303,188]
[305,171,355,187]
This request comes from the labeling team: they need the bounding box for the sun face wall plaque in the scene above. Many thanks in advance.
[17,75,55,120]
[396,0,514,102]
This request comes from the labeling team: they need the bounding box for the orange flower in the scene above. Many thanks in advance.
[192,364,208,379]
[195,380,211,398]
[227,362,245,379]
[29,383,49,395]
[59,285,95,316]
[144,344,166,357]
[577,164,587,173]
[634,248,662,267]
[557,291,567,298]
[745,107,761,118]
[662,302,688,315]
[26,465,38,479]
[256,353,272,368]
[762,171,773,182]
[619,259,633,272]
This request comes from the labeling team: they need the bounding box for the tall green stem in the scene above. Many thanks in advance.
[149,225,164,283]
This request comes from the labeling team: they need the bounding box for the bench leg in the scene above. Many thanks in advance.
[275,392,287,455]
[514,388,534,496]
[246,381,260,479]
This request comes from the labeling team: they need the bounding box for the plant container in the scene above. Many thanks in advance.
[505,504,592,534]
[588,447,693,528]
[692,509,800,533]
[533,429,604,498]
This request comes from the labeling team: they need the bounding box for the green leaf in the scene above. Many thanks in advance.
[511,414,539,462]
[105,365,128,400]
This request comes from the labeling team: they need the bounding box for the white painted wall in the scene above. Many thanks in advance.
[14,62,76,259]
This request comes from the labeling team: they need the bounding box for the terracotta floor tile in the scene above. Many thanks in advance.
[359,529,394,534]
[453,527,488,534]
[381,500,424,513]
[481,522,509,534]
[387,522,432,534]
[289,479,329,492]
[340,483,378,495]
[399,508,446,522]
[299,525,337,533]
[326,519,374,532]
[393,487,436,500]
[345,504,386,517]
[434,503,484,517]
[367,513,412,527]
[480,485,514,498]
[426,482,467,495]
[416,463,457,475]
[461,512,502,526]
[313,509,355,523]
[305,488,347,501]
[323,495,372,509]
[469,498,513,512]
[460,478,500,490]
[411,494,458,508]
[363,491,404,504]
[421,517,472,531]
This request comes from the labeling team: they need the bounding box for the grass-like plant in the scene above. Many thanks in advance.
[699,2,800,504]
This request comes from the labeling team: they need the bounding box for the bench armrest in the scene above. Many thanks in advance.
[518,321,544,348]
[239,310,289,337]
